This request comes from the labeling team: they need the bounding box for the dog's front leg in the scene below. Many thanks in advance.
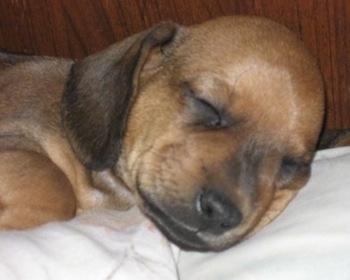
[0,150,76,229]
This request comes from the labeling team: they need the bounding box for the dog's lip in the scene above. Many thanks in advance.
[137,189,212,251]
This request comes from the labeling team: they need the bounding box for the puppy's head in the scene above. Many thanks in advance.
[62,16,324,251]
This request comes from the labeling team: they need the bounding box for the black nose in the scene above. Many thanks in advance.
[196,188,242,235]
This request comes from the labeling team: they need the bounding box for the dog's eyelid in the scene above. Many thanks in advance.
[197,98,223,127]
[280,156,310,179]
[282,156,308,167]
[183,85,229,129]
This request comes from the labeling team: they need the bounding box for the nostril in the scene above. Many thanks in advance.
[197,188,242,234]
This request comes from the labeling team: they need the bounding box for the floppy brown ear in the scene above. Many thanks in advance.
[62,23,179,170]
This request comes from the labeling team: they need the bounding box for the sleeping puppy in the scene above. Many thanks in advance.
[0,16,324,251]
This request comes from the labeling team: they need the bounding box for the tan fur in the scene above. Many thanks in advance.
[0,16,324,251]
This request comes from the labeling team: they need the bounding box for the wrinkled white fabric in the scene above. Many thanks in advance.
[0,208,179,280]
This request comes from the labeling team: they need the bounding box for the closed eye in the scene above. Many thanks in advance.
[279,157,310,185]
[184,84,229,129]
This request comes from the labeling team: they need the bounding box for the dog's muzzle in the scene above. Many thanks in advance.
[139,187,243,251]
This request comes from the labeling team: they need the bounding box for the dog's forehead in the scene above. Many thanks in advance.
[178,17,316,82]
[182,17,291,62]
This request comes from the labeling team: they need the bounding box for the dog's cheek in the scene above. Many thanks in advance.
[138,141,196,199]
[118,110,185,194]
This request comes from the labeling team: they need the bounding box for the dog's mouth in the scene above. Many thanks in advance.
[137,188,246,251]
[138,191,208,251]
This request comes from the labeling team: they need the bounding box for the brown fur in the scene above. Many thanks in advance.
[0,16,324,251]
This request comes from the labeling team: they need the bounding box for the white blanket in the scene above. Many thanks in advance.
[0,208,179,280]
[1,147,350,280]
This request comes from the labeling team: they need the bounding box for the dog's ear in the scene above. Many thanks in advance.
[62,23,179,170]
